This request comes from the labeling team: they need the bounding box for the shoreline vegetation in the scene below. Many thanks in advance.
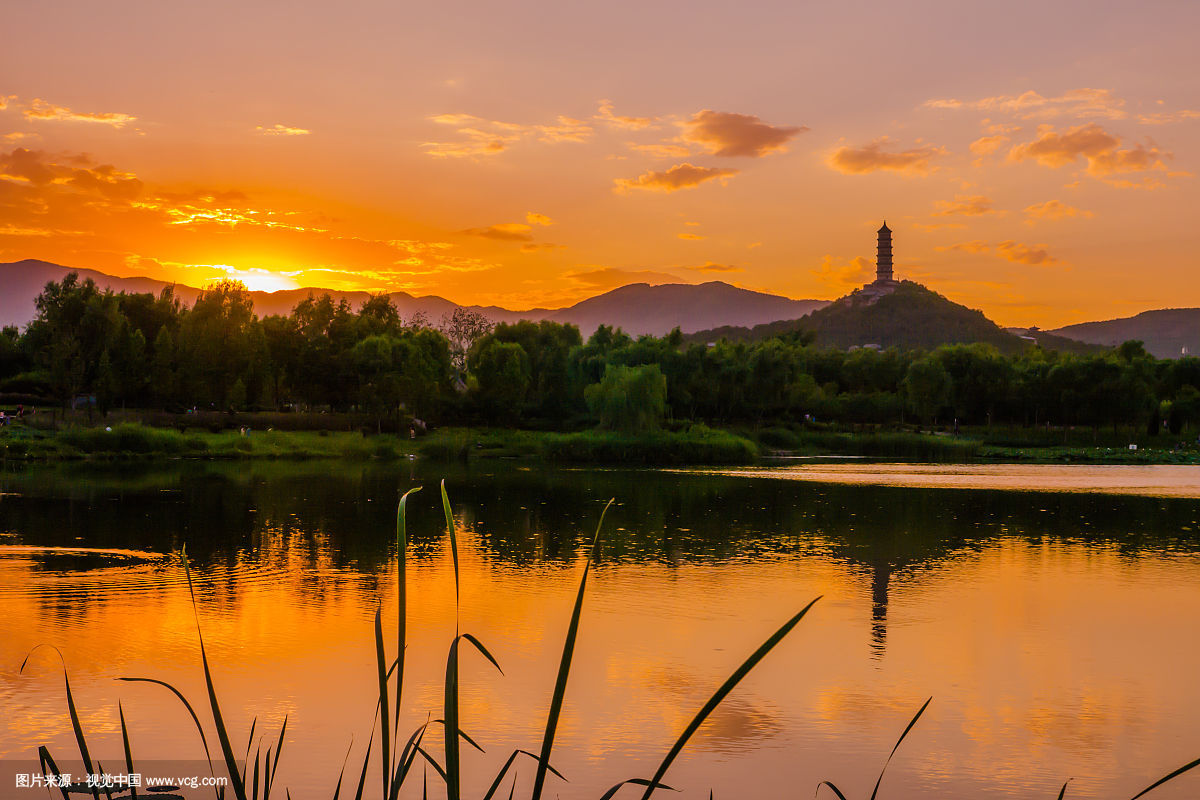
[3,416,1200,465]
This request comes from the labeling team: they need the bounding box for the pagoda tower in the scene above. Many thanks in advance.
[875,221,894,283]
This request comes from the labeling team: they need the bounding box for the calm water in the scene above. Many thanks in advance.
[2,460,1200,799]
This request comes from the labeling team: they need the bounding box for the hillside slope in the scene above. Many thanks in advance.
[1051,308,1200,359]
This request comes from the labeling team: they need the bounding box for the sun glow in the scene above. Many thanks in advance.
[210,265,300,293]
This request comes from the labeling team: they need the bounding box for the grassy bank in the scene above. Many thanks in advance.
[0,423,405,461]
[749,426,982,460]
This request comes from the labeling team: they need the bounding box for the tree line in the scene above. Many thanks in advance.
[2,274,1199,435]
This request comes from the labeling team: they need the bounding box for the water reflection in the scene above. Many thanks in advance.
[1,461,1199,799]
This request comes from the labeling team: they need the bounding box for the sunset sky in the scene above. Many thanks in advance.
[3,0,1198,327]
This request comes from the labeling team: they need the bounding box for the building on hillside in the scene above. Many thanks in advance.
[851,221,901,302]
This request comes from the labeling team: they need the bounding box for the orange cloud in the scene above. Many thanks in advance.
[423,112,591,158]
[519,242,564,254]
[677,232,706,240]
[613,163,738,193]
[595,100,654,130]
[460,223,533,241]
[933,195,995,216]
[935,240,991,254]
[970,134,1009,158]
[1137,109,1200,125]
[925,89,1126,120]
[827,139,944,175]
[22,98,137,128]
[1023,200,1092,223]
[256,124,310,136]
[525,212,553,226]
[1008,123,1171,178]
[565,267,682,288]
[813,255,874,291]
[627,142,691,158]
[680,110,807,157]
[996,240,1059,265]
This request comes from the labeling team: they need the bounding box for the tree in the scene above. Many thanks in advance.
[439,308,494,372]
[585,364,667,432]
[470,340,531,422]
[903,357,952,424]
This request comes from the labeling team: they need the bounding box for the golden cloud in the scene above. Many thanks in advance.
[827,139,945,175]
[1137,109,1200,125]
[677,232,706,240]
[1008,123,1171,177]
[933,195,995,216]
[23,98,137,128]
[519,242,564,254]
[595,100,654,130]
[680,110,807,157]
[256,124,310,136]
[613,163,739,193]
[565,267,682,288]
[969,134,1009,157]
[813,255,875,291]
[423,112,591,158]
[1023,200,1092,223]
[525,211,554,226]
[935,240,991,254]
[460,223,533,241]
[924,89,1126,120]
[627,142,691,158]
[996,240,1059,265]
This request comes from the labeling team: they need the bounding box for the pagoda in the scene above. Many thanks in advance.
[873,221,896,285]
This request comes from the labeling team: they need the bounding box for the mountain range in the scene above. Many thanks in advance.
[0,259,827,338]
[1049,309,1200,359]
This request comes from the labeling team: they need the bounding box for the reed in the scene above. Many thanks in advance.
[18,484,1200,800]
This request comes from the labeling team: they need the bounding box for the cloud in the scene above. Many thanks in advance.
[1008,123,1171,177]
[256,124,310,136]
[685,262,742,273]
[1137,109,1200,125]
[996,240,1059,265]
[933,195,995,216]
[924,89,1127,121]
[0,95,13,110]
[614,163,738,193]
[677,232,706,240]
[813,255,875,291]
[935,240,991,254]
[970,134,1009,158]
[595,100,654,130]
[627,142,691,158]
[519,242,564,254]
[423,112,592,158]
[680,110,807,157]
[460,223,533,241]
[22,98,137,128]
[1023,200,1092,223]
[827,138,944,175]
[525,211,553,226]
[565,267,682,289]
[0,148,143,199]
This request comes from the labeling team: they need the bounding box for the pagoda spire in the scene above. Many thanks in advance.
[875,221,894,283]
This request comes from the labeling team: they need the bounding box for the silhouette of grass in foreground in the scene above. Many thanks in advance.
[19,482,1200,799]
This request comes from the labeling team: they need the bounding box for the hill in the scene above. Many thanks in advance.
[0,260,825,337]
[1050,308,1200,359]
[689,281,1101,354]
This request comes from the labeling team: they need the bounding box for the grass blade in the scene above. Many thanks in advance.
[183,548,249,800]
[351,724,376,800]
[1057,778,1072,800]
[38,746,71,800]
[531,498,613,800]
[331,738,354,800]
[601,778,675,800]
[815,781,849,800]
[444,636,461,800]
[389,487,421,800]
[119,702,137,800]
[637,597,821,800]
[21,645,99,799]
[1129,756,1200,799]
[116,676,219,795]
[440,480,459,610]
[267,715,287,798]
[376,606,391,800]
[869,696,932,800]
[485,750,567,800]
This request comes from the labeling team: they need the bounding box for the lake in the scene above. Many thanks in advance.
[2,460,1200,799]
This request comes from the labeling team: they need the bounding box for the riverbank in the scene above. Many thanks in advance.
[4,421,1198,465]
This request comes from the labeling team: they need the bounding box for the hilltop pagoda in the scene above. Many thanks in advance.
[854,221,900,301]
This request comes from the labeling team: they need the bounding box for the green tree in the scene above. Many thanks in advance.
[585,364,667,432]
[470,340,531,422]
[903,357,953,424]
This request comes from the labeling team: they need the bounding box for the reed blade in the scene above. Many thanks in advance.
[485,750,567,800]
[638,597,821,800]
[38,746,71,800]
[600,778,675,800]
[440,480,459,609]
[268,715,287,797]
[331,738,354,800]
[815,781,849,800]
[183,548,249,800]
[351,725,375,800]
[443,637,461,800]
[119,702,137,800]
[116,677,218,784]
[1129,756,1200,800]
[869,696,932,800]
[392,486,421,790]
[375,606,391,800]
[531,498,613,800]
[1057,778,1072,800]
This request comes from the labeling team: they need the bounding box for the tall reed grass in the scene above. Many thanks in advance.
[19,484,1200,799]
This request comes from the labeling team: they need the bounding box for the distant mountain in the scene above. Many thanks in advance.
[0,259,825,337]
[1050,309,1200,359]
[689,280,1101,354]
